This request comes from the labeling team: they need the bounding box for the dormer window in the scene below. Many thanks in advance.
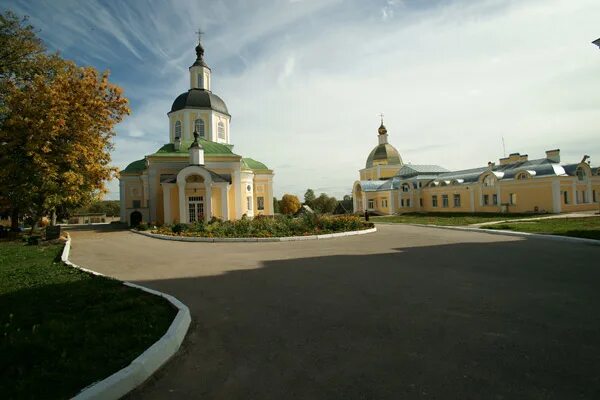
[175,121,182,140]
[195,119,205,138]
[483,174,495,187]
[516,172,529,180]
[218,121,225,139]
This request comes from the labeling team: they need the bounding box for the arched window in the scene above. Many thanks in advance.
[174,121,182,140]
[197,73,203,88]
[516,172,528,180]
[195,119,205,138]
[576,167,586,181]
[217,121,225,139]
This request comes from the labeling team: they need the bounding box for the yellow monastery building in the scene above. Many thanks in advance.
[353,122,600,215]
[120,40,274,226]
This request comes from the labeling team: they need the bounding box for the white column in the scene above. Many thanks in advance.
[233,170,241,219]
[552,180,561,213]
[178,181,187,223]
[205,185,212,223]
[162,183,173,224]
[572,181,578,205]
[469,188,475,212]
[388,191,394,215]
[496,186,502,212]
[183,111,190,140]
[220,185,229,220]
[361,192,367,212]
[266,176,274,215]
[586,181,593,204]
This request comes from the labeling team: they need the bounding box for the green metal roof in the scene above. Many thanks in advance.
[150,140,239,157]
[241,157,270,171]
[121,159,146,174]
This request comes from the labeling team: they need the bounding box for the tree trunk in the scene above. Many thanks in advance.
[51,209,57,226]
[10,207,19,231]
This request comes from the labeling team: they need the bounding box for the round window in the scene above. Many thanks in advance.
[246,184,252,192]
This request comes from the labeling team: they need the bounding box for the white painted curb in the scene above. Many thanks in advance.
[130,227,377,242]
[61,235,191,400]
[376,222,600,246]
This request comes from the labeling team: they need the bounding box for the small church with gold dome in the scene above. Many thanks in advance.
[119,38,274,226]
[353,121,600,215]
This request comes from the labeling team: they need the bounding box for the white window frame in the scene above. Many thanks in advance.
[175,121,182,140]
[195,118,205,138]
[218,121,225,140]
[257,196,265,211]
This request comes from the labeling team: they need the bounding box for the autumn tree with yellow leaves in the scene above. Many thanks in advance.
[0,11,130,229]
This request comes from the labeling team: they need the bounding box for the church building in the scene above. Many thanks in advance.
[120,39,274,226]
[353,121,600,215]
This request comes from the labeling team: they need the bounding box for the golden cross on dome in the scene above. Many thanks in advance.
[195,29,204,43]
[379,112,385,124]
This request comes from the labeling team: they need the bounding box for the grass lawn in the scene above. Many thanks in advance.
[370,212,534,226]
[483,216,600,240]
[0,241,176,399]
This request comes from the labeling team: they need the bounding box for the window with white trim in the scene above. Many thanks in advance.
[509,193,517,205]
[453,194,461,207]
[492,194,498,205]
[483,194,489,205]
[175,121,182,140]
[257,196,265,210]
[195,118,205,138]
[382,199,388,208]
[442,195,449,208]
[368,199,374,209]
[218,121,225,139]
[432,195,438,207]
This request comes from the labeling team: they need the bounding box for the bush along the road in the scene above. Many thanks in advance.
[148,214,373,238]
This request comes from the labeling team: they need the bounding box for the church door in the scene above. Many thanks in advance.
[130,211,142,227]
[188,196,204,223]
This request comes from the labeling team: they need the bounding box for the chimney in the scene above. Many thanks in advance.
[546,149,560,163]
[499,152,528,165]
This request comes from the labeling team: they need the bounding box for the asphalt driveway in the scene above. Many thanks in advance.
[68,224,600,400]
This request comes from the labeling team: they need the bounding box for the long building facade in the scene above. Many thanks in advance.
[353,122,600,215]
[120,39,274,226]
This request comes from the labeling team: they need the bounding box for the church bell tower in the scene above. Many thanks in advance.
[190,31,211,91]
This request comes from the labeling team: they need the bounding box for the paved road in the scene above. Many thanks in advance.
[68,225,600,400]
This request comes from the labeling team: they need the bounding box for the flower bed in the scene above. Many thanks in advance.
[141,214,374,238]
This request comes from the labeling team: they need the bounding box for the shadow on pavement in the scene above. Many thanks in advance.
[127,238,600,400]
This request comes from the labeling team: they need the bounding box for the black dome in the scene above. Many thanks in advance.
[170,89,229,115]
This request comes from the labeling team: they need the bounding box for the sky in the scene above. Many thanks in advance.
[4,0,600,200]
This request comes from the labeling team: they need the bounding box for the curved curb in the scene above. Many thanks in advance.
[61,235,191,400]
[376,222,600,246]
[130,227,377,242]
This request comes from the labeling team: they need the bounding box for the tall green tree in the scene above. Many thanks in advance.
[304,188,316,207]
[312,193,338,214]
[0,11,130,229]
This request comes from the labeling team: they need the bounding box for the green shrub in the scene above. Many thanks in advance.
[171,223,189,234]
[137,223,148,231]
[155,215,369,238]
